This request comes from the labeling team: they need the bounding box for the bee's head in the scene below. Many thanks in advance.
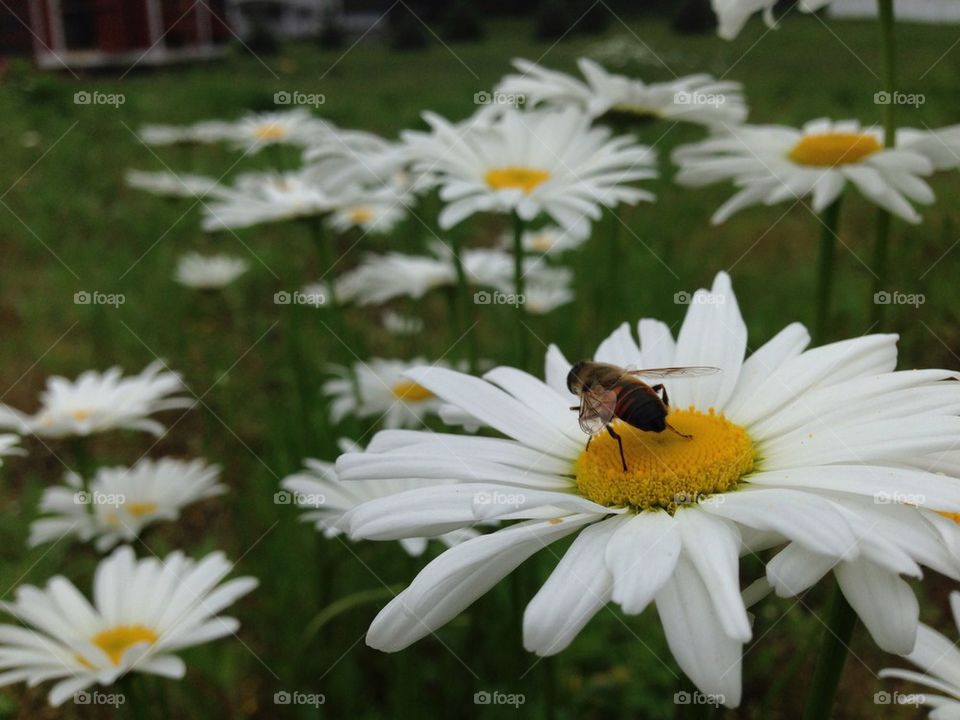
[566,361,588,395]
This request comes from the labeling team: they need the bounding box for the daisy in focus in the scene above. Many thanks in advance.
[402,106,656,237]
[879,591,960,718]
[0,546,257,706]
[281,439,476,556]
[336,271,960,705]
[29,458,226,551]
[0,362,191,438]
[496,58,748,128]
[673,118,938,224]
[174,252,250,290]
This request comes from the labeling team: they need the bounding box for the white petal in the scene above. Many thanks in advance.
[605,511,681,614]
[835,560,919,654]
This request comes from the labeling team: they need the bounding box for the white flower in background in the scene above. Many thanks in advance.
[402,107,656,237]
[515,267,575,315]
[174,252,249,290]
[497,58,748,128]
[0,362,191,438]
[673,119,937,224]
[300,281,332,307]
[305,128,416,193]
[137,120,237,146]
[879,591,960,718]
[0,435,24,466]
[202,170,338,231]
[382,311,424,336]
[501,225,589,256]
[712,0,836,40]
[324,358,454,430]
[327,192,408,235]
[336,250,456,306]
[0,546,257,706]
[125,170,222,199]
[29,458,226,551]
[281,439,476,556]
[230,109,331,152]
[336,271,960,705]
[896,125,960,172]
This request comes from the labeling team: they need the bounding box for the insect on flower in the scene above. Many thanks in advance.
[566,361,721,471]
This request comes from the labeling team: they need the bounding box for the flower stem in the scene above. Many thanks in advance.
[872,0,898,327]
[449,233,479,375]
[511,213,528,370]
[814,197,843,345]
[802,581,858,720]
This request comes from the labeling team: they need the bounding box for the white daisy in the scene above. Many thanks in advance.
[125,170,221,199]
[324,358,454,430]
[229,109,331,152]
[500,225,589,256]
[516,267,575,315]
[281,439,476,556]
[382,311,424,336]
[712,0,835,40]
[202,170,338,231]
[0,362,191,438]
[335,249,456,307]
[0,435,24,466]
[0,546,257,706]
[174,252,249,290]
[327,193,408,235]
[304,128,416,193]
[673,118,937,224]
[137,120,236,146]
[335,271,960,706]
[402,106,656,237]
[879,591,960,718]
[29,458,226,551]
[497,58,748,128]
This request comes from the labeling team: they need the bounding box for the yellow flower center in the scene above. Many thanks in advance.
[254,123,287,141]
[71,409,93,422]
[391,380,435,403]
[485,166,551,194]
[529,233,554,252]
[348,207,375,224]
[574,409,756,511]
[125,501,158,518]
[92,625,158,666]
[788,132,883,167]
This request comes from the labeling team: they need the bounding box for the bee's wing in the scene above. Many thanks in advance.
[624,366,721,379]
[579,388,617,436]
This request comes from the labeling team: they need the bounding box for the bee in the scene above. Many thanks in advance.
[566,361,721,471]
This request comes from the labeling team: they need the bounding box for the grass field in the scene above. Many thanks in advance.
[2,12,960,719]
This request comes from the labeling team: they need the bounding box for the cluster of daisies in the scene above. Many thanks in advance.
[0,365,256,705]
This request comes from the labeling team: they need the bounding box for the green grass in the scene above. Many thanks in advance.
[1,13,959,719]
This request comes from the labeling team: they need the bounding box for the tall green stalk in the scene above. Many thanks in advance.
[511,213,528,370]
[814,197,843,345]
[802,582,858,720]
[871,0,897,326]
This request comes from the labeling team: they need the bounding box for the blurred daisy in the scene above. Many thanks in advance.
[305,128,415,193]
[174,252,249,290]
[281,439,476,556]
[879,591,960,717]
[0,362,191,438]
[202,170,337,231]
[0,435,24,466]
[336,250,455,306]
[0,546,257,706]
[382,311,424,336]
[403,107,656,237]
[230,109,330,152]
[30,458,225,551]
[324,358,454,429]
[673,119,937,224]
[327,193,408,235]
[501,225,589,256]
[515,267,575,315]
[337,271,960,705]
[137,120,239,146]
[125,170,221,199]
[497,58,748,128]
[712,0,836,40]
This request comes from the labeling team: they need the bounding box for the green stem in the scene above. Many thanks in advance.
[512,213,528,370]
[814,198,843,345]
[801,582,858,720]
[872,0,897,328]
[449,234,479,375]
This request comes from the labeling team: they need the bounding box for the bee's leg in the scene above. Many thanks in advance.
[651,384,669,407]
[666,422,692,440]
[586,434,593,451]
[606,425,628,471]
